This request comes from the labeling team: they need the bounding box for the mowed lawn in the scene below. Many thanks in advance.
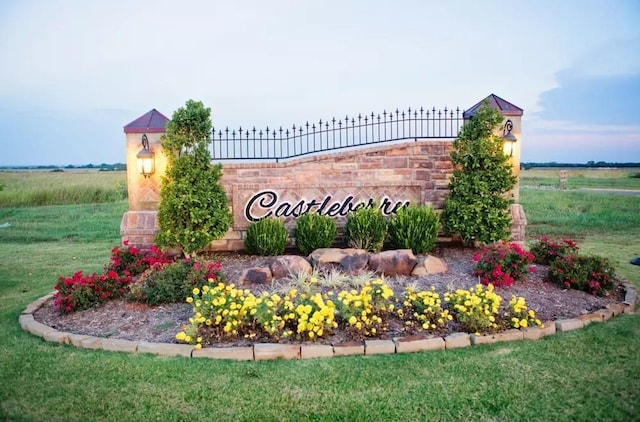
[0,172,639,421]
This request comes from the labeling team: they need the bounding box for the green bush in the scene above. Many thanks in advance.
[344,206,387,252]
[441,103,517,246]
[388,204,439,254]
[156,100,232,256]
[294,212,337,255]
[547,254,618,296]
[130,259,224,306]
[245,217,288,256]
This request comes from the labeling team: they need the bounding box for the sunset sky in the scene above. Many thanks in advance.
[1,0,638,166]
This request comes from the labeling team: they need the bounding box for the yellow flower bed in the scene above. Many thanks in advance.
[176,279,542,347]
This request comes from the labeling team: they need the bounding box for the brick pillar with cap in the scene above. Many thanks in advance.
[120,109,169,249]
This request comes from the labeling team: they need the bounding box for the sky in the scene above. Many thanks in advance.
[1,0,639,166]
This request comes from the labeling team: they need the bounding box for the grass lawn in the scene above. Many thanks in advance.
[521,167,640,190]
[0,187,639,420]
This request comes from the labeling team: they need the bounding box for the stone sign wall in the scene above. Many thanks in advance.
[207,140,453,250]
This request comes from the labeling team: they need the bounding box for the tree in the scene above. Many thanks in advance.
[156,100,232,255]
[441,103,517,246]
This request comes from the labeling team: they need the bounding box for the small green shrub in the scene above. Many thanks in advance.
[295,212,337,255]
[131,260,224,306]
[388,204,439,254]
[629,172,640,179]
[548,254,618,296]
[245,217,288,256]
[344,206,388,252]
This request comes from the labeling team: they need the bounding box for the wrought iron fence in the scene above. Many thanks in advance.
[212,106,464,161]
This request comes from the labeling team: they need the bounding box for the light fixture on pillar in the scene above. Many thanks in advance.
[136,134,155,178]
[502,119,517,157]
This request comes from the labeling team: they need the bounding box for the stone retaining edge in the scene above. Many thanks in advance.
[19,284,637,361]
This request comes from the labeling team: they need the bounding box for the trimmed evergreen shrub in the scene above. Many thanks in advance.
[441,103,517,246]
[388,204,439,254]
[295,212,337,255]
[344,206,387,252]
[245,217,289,256]
[156,100,232,256]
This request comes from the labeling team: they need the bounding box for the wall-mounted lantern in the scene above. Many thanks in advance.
[136,134,155,178]
[502,119,518,157]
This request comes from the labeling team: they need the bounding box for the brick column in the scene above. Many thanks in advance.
[120,109,169,249]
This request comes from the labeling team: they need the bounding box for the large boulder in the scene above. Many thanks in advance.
[309,248,369,275]
[411,255,448,276]
[368,249,417,277]
[238,267,273,286]
[270,255,312,279]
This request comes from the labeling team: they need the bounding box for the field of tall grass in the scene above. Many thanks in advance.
[0,169,638,421]
[521,167,640,190]
[0,170,127,207]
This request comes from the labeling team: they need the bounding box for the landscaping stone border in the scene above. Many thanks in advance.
[20,284,637,361]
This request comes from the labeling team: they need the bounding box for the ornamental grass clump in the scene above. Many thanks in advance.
[244,217,289,256]
[294,212,337,255]
[529,236,579,265]
[472,241,535,287]
[397,287,453,334]
[444,284,502,333]
[388,204,439,254]
[344,205,388,252]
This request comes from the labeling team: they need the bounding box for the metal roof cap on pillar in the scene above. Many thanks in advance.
[123,109,170,133]
[463,94,523,119]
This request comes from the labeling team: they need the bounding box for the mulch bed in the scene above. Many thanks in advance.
[33,245,624,346]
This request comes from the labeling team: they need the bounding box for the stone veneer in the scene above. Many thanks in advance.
[20,284,636,361]
[121,139,526,250]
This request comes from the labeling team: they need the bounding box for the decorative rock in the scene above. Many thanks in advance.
[332,341,365,357]
[555,319,584,332]
[137,341,193,357]
[470,329,523,345]
[270,255,312,279]
[309,248,369,275]
[393,336,445,353]
[411,255,448,276]
[254,343,300,360]
[368,249,417,277]
[238,267,273,286]
[101,338,139,353]
[192,346,254,361]
[365,339,396,355]
[444,332,470,349]
[301,344,334,359]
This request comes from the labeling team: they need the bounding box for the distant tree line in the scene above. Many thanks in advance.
[521,161,640,170]
[0,163,127,171]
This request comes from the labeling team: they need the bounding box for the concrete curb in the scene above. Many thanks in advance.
[19,283,638,361]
